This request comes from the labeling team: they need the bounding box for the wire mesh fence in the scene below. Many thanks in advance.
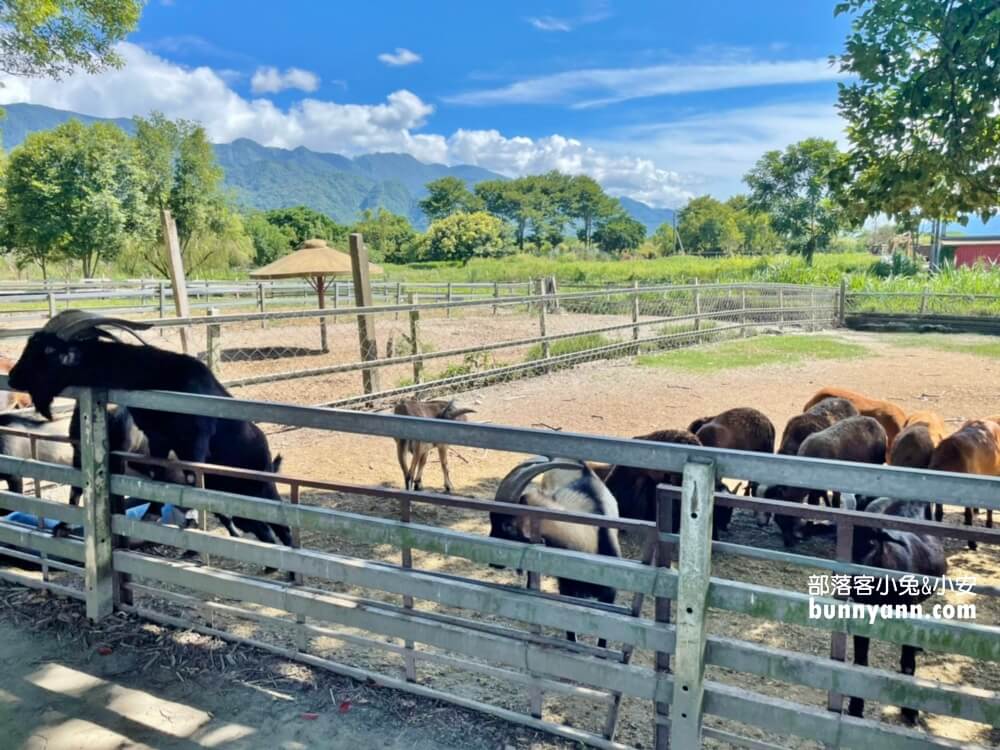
[846,289,1000,317]
[0,281,839,409]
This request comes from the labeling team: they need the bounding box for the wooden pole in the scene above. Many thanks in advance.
[740,287,748,338]
[79,388,113,622]
[446,281,453,318]
[493,281,500,316]
[46,291,56,318]
[161,209,191,354]
[919,286,930,315]
[205,308,221,375]
[409,293,423,384]
[693,280,702,338]
[317,275,329,354]
[837,278,846,327]
[349,233,380,395]
[257,283,267,329]
[538,280,551,362]
[632,280,641,349]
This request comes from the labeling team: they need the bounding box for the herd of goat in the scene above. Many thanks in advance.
[0,309,996,724]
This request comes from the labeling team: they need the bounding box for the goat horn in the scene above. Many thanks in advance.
[495,457,588,504]
[45,310,153,343]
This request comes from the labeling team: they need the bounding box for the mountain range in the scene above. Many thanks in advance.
[0,103,676,232]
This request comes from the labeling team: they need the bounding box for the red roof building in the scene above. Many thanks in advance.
[941,235,1000,267]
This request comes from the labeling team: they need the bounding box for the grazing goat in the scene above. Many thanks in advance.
[764,416,887,547]
[0,414,73,495]
[7,310,292,548]
[393,399,475,494]
[778,397,858,457]
[0,354,31,411]
[890,410,947,472]
[489,457,621,648]
[847,496,946,724]
[598,429,732,539]
[803,387,906,456]
[688,407,775,527]
[928,419,1000,550]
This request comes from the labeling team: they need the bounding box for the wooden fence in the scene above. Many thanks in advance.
[0,379,996,748]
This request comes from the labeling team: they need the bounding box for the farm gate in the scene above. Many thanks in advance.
[0,380,996,748]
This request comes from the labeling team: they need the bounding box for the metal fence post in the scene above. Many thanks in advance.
[47,292,57,318]
[837,278,846,327]
[668,460,716,749]
[654,485,677,750]
[206,308,221,375]
[538,280,551,362]
[409,293,423,384]
[79,387,114,622]
[827,518,855,715]
[693,280,702,340]
[631,280,641,347]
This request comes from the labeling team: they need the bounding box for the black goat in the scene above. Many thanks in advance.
[489,457,621,649]
[847,496,946,724]
[8,310,292,548]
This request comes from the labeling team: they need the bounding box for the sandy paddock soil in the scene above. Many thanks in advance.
[0,330,998,749]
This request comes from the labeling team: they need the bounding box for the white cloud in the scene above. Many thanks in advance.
[250,66,320,94]
[0,42,842,208]
[446,58,844,108]
[377,48,422,67]
[527,17,574,32]
[526,2,611,32]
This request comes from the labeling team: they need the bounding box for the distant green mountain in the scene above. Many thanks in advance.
[0,102,675,232]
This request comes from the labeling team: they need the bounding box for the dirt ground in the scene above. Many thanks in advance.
[1,329,998,749]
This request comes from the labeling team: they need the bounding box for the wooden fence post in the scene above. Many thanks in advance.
[654,485,677,750]
[919,286,930,315]
[548,275,560,312]
[779,287,786,331]
[538,280,551,362]
[395,281,403,321]
[810,288,817,331]
[837,278,846,327]
[257,283,267,329]
[632,280,641,348]
[668,460,716,749]
[349,233,381,395]
[446,281,453,318]
[206,308,221,375]
[409,293,423,384]
[79,387,114,622]
[693,280,702,339]
[46,292,56,318]
[493,281,500,316]
[740,287,748,337]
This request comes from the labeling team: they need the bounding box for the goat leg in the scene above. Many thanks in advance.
[847,635,870,718]
[965,506,978,550]
[438,444,454,494]
[934,502,943,522]
[899,644,919,724]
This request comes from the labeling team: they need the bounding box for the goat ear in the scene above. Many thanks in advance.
[59,346,81,367]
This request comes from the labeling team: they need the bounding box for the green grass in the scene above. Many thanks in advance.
[637,334,869,372]
[885,333,1000,358]
[525,333,611,361]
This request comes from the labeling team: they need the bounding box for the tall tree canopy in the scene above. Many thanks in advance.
[0,0,142,78]
[4,120,151,277]
[677,196,742,255]
[744,138,845,264]
[593,214,646,255]
[133,112,235,274]
[835,0,1000,223]
[563,174,619,249]
[423,211,508,263]
[352,208,416,263]
[419,176,482,222]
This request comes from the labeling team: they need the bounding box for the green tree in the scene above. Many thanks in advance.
[134,113,238,275]
[563,175,618,249]
[834,0,1000,224]
[423,211,509,263]
[593,214,646,255]
[352,208,416,263]
[744,139,845,264]
[4,120,151,277]
[727,195,778,254]
[651,222,679,256]
[419,176,482,223]
[0,0,142,78]
[677,196,743,255]
[475,179,531,250]
[260,206,346,248]
[245,213,292,265]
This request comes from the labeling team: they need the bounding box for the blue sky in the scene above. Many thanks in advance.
[0,1,907,212]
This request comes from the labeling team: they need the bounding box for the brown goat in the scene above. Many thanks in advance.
[778,397,858,456]
[393,399,474,494]
[0,355,32,411]
[803,387,906,456]
[928,419,1000,549]
[890,411,947,470]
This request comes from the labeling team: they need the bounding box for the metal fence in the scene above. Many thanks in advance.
[0,379,996,749]
[843,289,1000,334]
[0,282,839,409]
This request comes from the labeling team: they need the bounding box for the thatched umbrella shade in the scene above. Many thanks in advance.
[250,238,384,352]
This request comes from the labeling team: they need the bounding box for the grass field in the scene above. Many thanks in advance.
[886,333,1000,358]
[637,333,870,371]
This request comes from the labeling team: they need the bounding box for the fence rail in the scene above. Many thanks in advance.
[0,376,995,749]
